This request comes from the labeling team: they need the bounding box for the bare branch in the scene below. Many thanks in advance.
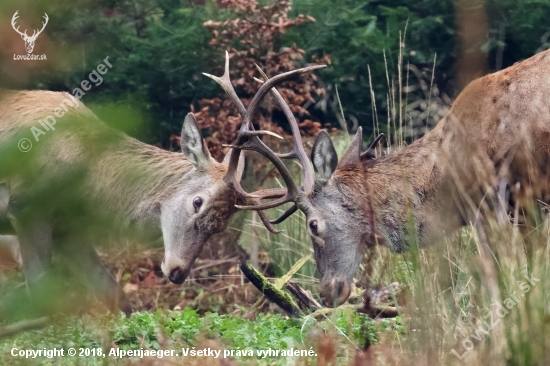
[0,317,49,339]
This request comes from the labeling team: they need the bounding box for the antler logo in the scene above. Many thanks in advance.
[11,11,49,54]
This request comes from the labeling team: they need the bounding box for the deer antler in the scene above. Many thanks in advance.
[11,12,49,40]
[205,54,284,233]
[204,52,325,231]
[236,65,317,225]
[223,64,323,211]
[11,11,28,38]
[29,13,48,40]
[360,133,385,160]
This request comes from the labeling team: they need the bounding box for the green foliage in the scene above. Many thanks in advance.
[0,309,401,365]
[485,0,550,68]
[284,0,455,133]
[285,0,550,135]
[4,0,550,146]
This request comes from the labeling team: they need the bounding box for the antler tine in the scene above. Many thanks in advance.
[11,10,18,27]
[203,51,248,117]
[257,210,283,234]
[242,65,326,134]
[244,187,288,232]
[240,187,295,228]
[228,64,325,209]
[248,187,287,200]
[205,53,325,214]
[360,133,385,160]
[233,142,306,207]
[368,133,385,150]
[269,204,298,225]
[235,194,294,211]
[33,13,48,37]
[11,11,28,37]
[229,65,316,224]
[203,52,272,195]
[253,66,315,196]
[229,64,326,212]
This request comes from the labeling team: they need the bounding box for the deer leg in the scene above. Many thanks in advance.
[0,185,15,234]
[61,245,132,317]
[0,235,21,268]
[0,219,55,320]
[0,184,9,218]
[14,220,52,286]
[0,185,20,267]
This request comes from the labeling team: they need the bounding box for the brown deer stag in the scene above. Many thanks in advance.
[234,49,550,307]
[0,55,324,315]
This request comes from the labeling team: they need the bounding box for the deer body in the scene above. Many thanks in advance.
[0,90,237,314]
[231,49,550,307]
[0,56,322,314]
[359,49,550,250]
[302,49,550,306]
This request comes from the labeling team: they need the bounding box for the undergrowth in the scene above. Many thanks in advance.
[0,308,404,365]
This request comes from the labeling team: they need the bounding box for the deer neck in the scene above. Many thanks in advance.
[88,136,194,228]
[361,123,454,249]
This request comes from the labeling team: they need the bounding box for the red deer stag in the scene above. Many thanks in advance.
[0,55,323,315]
[233,49,550,307]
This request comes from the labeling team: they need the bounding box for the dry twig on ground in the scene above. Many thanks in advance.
[0,317,49,339]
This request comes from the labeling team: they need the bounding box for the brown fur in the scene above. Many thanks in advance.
[0,89,233,314]
[306,50,550,306]
[336,50,550,248]
[0,90,226,225]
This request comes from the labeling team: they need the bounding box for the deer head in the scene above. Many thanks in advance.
[12,11,49,54]
[160,53,326,285]
[228,77,386,307]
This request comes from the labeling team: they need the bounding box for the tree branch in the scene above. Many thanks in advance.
[0,317,49,339]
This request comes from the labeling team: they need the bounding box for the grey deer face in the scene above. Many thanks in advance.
[160,114,244,285]
[299,129,380,307]
[218,57,385,306]
[235,123,382,307]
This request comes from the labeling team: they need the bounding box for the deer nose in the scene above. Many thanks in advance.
[168,267,189,284]
[320,279,351,307]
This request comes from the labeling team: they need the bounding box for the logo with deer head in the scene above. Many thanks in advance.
[11,11,49,54]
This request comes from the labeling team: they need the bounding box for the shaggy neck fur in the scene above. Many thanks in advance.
[0,89,228,230]
[87,136,197,227]
[334,120,455,251]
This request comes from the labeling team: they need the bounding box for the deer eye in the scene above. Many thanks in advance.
[309,220,318,236]
[193,197,203,213]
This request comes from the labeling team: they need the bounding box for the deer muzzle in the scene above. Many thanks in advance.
[161,258,192,285]
[319,278,351,308]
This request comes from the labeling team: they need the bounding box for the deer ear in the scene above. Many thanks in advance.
[337,127,362,168]
[181,113,212,170]
[311,130,338,182]
[222,149,246,180]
